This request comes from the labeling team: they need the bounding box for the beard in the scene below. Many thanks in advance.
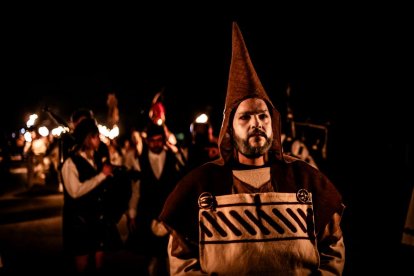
[233,131,273,158]
[149,145,164,154]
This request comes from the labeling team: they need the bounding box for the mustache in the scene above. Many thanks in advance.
[249,129,267,138]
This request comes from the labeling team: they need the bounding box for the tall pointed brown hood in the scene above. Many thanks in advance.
[217,22,283,164]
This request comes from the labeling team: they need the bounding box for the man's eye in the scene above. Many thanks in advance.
[259,114,268,120]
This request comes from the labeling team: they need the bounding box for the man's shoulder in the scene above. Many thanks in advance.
[187,160,226,175]
[177,161,228,188]
[282,153,319,170]
[281,154,318,169]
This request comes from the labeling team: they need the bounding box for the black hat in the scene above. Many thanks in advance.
[73,118,99,144]
[145,122,165,138]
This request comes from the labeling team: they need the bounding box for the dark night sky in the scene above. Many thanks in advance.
[2,7,412,145]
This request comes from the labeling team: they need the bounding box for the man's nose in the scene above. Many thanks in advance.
[252,116,262,128]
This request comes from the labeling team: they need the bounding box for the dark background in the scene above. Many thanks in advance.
[3,7,411,136]
[1,6,413,274]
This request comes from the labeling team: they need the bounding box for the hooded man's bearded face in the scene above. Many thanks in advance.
[232,98,273,158]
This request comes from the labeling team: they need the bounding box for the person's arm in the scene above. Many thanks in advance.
[123,150,141,171]
[61,158,107,198]
[317,211,345,276]
[123,151,142,231]
[126,179,140,231]
[167,230,207,276]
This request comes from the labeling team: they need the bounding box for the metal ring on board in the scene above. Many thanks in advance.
[296,188,310,203]
[198,192,216,210]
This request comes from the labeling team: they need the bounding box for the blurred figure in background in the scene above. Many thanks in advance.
[25,129,49,189]
[61,118,122,274]
[123,122,186,276]
[106,92,120,129]
[185,113,219,172]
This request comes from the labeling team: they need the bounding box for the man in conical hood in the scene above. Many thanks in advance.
[160,22,345,275]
